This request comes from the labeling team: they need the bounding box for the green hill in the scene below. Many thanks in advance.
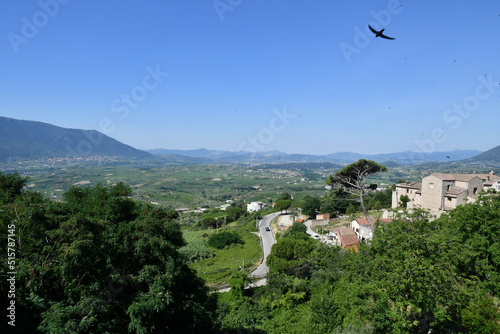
[0,116,151,161]
[466,145,500,163]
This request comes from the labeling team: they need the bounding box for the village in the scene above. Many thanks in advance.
[244,170,500,252]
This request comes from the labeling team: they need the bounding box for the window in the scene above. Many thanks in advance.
[473,187,478,194]
[429,183,435,189]
[447,185,451,191]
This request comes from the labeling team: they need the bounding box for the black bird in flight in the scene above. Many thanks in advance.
[368,25,395,40]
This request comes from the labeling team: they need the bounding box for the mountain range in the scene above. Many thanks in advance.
[0,116,151,161]
[1,116,499,167]
[147,148,486,165]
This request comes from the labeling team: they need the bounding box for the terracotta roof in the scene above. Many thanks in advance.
[341,234,360,247]
[335,226,356,236]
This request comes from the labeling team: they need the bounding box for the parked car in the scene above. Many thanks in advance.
[265,226,271,231]
[314,235,320,240]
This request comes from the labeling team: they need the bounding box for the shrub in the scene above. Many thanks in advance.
[207,231,244,249]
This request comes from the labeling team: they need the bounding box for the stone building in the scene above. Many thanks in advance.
[392,171,499,217]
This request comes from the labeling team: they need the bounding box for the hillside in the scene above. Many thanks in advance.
[465,145,500,164]
[148,147,483,165]
[0,116,152,161]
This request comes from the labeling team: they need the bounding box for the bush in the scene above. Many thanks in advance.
[207,231,244,249]
[179,239,215,263]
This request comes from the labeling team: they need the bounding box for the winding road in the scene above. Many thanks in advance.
[216,211,279,292]
[250,211,280,279]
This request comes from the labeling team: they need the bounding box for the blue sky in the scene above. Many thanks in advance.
[1,0,499,155]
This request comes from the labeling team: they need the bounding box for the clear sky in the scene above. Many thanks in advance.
[1,0,499,155]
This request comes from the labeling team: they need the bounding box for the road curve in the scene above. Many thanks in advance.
[215,211,280,293]
[250,211,280,278]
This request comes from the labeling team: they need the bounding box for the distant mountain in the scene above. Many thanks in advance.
[0,116,152,161]
[148,148,483,165]
[463,145,500,165]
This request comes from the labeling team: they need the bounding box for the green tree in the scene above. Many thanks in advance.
[267,237,314,276]
[207,230,244,249]
[288,221,307,236]
[201,217,217,228]
[277,192,292,201]
[300,196,320,218]
[0,171,29,203]
[226,206,245,222]
[0,178,216,333]
[326,159,387,232]
[275,199,292,214]
[399,194,410,208]
[436,193,500,295]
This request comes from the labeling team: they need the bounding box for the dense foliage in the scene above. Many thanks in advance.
[2,171,500,333]
[207,231,244,250]
[0,172,216,333]
[216,193,500,333]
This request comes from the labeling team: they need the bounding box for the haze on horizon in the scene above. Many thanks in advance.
[1,1,499,156]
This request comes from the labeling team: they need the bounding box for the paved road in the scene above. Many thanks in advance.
[216,212,280,293]
[251,211,280,278]
[304,219,337,245]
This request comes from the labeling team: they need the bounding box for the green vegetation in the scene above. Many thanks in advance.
[0,172,215,333]
[326,159,387,230]
[207,231,244,250]
[189,231,261,285]
[2,158,500,333]
[215,195,500,333]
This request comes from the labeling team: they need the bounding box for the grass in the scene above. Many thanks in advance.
[189,231,262,286]
[184,216,263,286]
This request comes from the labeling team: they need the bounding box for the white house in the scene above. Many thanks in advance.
[247,201,267,212]
[350,217,392,242]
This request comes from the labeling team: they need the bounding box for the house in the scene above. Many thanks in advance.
[490,181,500,192]
[247,201,267,212]
[391,182,422,209]
[220,203,231,211]
[392,171,500,217]
[350,217,392,242]
[329,226,359,251]
[316,213,330,220]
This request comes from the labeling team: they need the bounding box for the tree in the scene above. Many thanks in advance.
[275,199,292,214]
[0,179,216,333]
[300,196,320,218]
[0,171,29,203]
[226,206,245,222]
[267,237,314,276]
[207,230,244,249]
[326,159,387,232]
[277,193,292,201]
[288,221,307,236]
[399,194,410,208]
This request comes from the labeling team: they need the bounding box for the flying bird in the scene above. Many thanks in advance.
[368,25,395,40]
